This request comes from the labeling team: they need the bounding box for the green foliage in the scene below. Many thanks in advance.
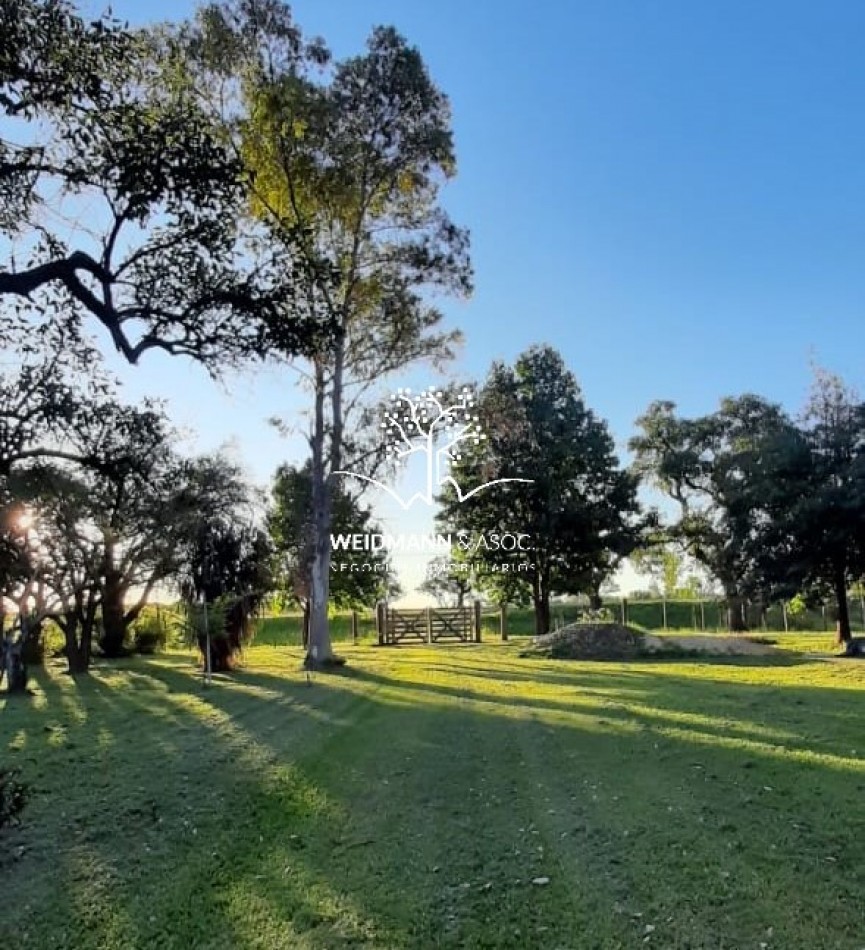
[417,553,474,606]
[771,370,865,639]
[179,597,229,648]
[439,345,645,633]
[1,0,326,367]
[630,395,800,629]
[630,545,683,597]
[128,610,172,655]
[269,462,399,610]
[179,509,273,670]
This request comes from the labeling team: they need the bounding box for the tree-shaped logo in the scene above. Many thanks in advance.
[333,386,533,509]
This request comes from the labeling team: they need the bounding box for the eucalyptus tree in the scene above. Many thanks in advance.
[181,1,472,665]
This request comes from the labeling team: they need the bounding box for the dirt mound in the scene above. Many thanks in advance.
[523,623,648,660]
[522,624,780,661]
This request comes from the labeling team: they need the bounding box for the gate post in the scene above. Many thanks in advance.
[474,600,482,643]
[425,607,433,644]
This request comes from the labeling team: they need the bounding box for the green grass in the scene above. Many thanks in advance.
[2,636,864,948]
[255,612,380,647]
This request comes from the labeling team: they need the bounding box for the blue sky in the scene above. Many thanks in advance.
[87,0,865,597]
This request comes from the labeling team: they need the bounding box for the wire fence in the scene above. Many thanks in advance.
[478,597,864,638]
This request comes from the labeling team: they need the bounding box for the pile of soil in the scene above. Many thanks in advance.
[522,623,779,661]
[523,623,648,661]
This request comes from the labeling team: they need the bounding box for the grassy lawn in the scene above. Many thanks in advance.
[2,636,864,948]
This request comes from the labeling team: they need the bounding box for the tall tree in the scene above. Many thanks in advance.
[269,462,398,645]
[630,396,798,630]
[184,3,472,665]
[754,371,865,643]
[1,0,325,367]
[440,346,644,635]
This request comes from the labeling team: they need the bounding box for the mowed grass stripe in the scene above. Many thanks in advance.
[2,642,864,948]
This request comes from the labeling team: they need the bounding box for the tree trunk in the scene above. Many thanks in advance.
[20,617,44,667]
[99,537,128,657]
[302,600,310,648]
[534,596,550,636]
[532,570,551,635]
[307,534,335,664]
[63,619,89,675]
[1,636,28,692]
[726,593,748,632]
[307,358,337,667]
[833,568,852,644]
[100,576,127,657]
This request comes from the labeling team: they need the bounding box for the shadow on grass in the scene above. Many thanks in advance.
[3,649,865,949]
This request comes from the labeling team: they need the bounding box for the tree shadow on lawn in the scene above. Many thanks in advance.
[122,653,865,771]
[3,662,413,949]
[321,659,865,767]
[4,656,865,949]
[118,659,865,945]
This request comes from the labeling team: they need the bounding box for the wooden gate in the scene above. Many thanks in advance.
[376,602,482,645]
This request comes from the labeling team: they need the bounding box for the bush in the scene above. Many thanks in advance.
[180,595,259,672]
[129,611,170,655]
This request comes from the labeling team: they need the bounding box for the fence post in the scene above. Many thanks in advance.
[351,610,358,644]
[662,597,668,630]
[621,597,627,625]
[425,607,433,644]
[822,604,827,632]
[376,601,386,645]
[474,600,482,643]
[500,604,507,641]
[700,600,705,631]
